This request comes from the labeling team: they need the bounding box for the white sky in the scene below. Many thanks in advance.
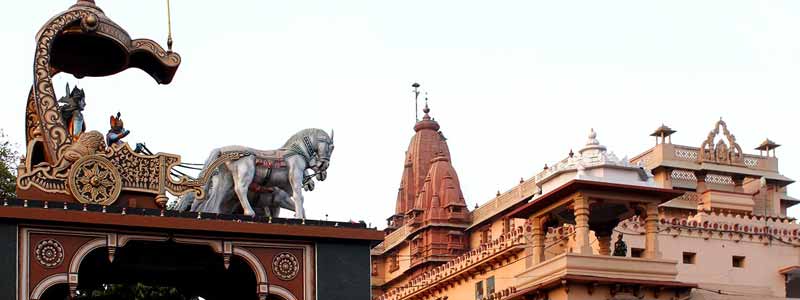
[1,1,799,228]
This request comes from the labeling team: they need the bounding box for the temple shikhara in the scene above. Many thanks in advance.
[370,111,799,300]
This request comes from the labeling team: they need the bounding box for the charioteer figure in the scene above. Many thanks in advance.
[58,83,86,142]
[106,112,130,146]
[613,233,627,257]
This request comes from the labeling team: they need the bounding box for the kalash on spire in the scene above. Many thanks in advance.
[377,87,470,283]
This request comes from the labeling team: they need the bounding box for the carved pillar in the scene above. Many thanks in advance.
[573,194,593,255]
[695,171,708,194]
[596,233,612,256]
[695,171,709,212]
[644,202,661,259]
[766,183,780,216]
[68,272,78,300]
[532,216,547,265]
[591,221,615,256]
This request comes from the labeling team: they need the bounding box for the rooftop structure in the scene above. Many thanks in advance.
[372,117,800,300]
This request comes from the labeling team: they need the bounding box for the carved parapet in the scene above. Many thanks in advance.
[697,119,745,165]
[617,213,800,245]
[375,227,527,300]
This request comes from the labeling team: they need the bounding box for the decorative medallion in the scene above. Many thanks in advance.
[272,252,299,281]
[35,239,64,268]
[67,155,122,205]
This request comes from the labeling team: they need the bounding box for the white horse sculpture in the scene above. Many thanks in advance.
[176,128,334,218]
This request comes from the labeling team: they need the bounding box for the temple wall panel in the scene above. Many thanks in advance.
[619,227,798,297]
[381,243,412,285]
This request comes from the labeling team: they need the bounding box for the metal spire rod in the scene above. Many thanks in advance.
[166,0,174,51]
[412,82,420,121]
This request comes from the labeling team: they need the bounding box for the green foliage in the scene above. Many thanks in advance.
[76,283,190,300]
[0,130,18,199]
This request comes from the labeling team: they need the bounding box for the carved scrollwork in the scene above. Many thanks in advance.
[33,9,99,162]
[165,151,250,199]
[26,87,43,144]
[698,119,743,165]
[17,167,69,194]
[67,155,122,205]
[108,145,163,192]
[132,39,181,65]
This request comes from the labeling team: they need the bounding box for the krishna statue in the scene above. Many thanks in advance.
[58,83,87,142]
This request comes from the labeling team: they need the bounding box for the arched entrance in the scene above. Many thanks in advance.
[39,283,68,300]
[39,241,260,300]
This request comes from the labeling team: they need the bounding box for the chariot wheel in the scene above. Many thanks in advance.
[67,155,122,206]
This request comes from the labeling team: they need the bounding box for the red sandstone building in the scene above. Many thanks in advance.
[371,110,799,300]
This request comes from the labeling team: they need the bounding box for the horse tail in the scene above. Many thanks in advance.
[200,147,224,199]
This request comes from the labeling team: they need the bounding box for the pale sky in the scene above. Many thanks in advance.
[1,1,799,228]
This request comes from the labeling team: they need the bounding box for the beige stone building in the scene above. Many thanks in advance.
[371,114,799,300]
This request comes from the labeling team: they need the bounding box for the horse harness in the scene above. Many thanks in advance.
[218,135,323,194]
[250,156,287,193]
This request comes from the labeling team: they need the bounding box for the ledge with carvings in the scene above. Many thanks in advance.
[375,227,526,300]
[617,213,800,245]
[0,198,384,242]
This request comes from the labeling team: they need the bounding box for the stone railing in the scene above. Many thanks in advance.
[674,147,699,161]
[375,226,527,300]
[545,225,575,244]
[672,145,763,169]
[484,286,519,300]
[706,174,734,185]
[671,169,696,182]
[744,157,759,168]
[670,170,736,186]
[617,213,800,244]
[374,224,409,255]
[471,179,538,225]
[629,148,654,167]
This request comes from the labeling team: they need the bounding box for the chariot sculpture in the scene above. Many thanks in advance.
[16,0,332,218]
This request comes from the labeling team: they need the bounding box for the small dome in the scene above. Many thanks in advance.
[414,103,440,132]
[579,128,607,156]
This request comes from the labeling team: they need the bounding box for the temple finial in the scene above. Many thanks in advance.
[586,128,599,146]
[422,92,431,120]
[580,128,606,155]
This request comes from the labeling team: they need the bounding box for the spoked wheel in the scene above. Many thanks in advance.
[67,155,122,205]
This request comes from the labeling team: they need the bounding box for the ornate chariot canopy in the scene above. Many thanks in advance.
[27,0,180,165]
[18,0,198,209]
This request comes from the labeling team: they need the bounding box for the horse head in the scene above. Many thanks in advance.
[284,128,335,180]
[313,129,334,180]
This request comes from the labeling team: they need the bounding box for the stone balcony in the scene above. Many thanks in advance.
[515,253,680,290]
